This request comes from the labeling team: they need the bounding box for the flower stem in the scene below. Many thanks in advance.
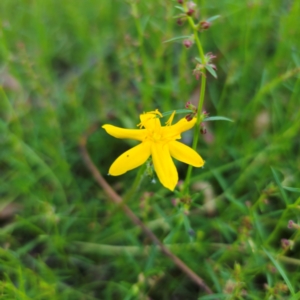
[184,16,207,194]
[123,163,146,203]
[186,16,206,63]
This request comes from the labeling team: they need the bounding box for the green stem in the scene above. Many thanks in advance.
[100,163,146,230]
[184,16,207,194]
[186,16,206,62]
[123,163,146,203]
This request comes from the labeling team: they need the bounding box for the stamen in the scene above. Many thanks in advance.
[137,109,163,128]
[146,109,163,118]
[165,111,176,126]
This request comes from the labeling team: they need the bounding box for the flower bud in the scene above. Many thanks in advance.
[185,101,197,112]
[281,238,290,249]
[171,198,178,206]
[192,64,205,80]
[199,21,211,30]
[185,114,193,121]
[183,39,193,48]
[200,125,207,135]
[288,220,300,229]
[288,220,294,229]
[207,52,216,59]
[187,8,195,16]
[186,1,196,16]
[193,70,200,80]
[177,18,184,26]
[185,101,191,108]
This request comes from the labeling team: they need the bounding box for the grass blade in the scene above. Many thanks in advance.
[263,248,295,296]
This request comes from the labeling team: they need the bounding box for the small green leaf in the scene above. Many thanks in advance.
[263,248,295,296]
[204,116,234,122]
[175,5,186,12]
[195,57,202,64]
[163,35,191,43]
[290,292,300,300]
[283,186,300,193]
[198,294,227,300]
[206,15,221,23]
[205,64,217,78]
[161,109,193,117]
[183,214,195,242]
[195,57,217,78]
[271,167,289,205]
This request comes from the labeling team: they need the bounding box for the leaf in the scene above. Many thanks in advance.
[205,64,217,78]
[204,116,234,122]
[206,15,221,23]
[263,248,295,296]
[195,57,217,78]
[195,57,203,64]
[163,35,191,43]
[271,167,289,205]
[183,214,195,242]
[174,5,186,12]
[198,294,227,300]
[283,186,300,193]
[160,109,194,117]
[141,15,150,32]
[290,292,300,300]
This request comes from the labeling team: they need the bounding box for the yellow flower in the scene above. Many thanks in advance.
[102,109,204,191]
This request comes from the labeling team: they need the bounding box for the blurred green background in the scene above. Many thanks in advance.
[1,0,300,299]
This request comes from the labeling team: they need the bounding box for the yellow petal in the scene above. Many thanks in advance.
[109,142,151,175]
[169,141,204,167]
[138,113,161,130]
[102,124,146,141]
[162,117,197,140]
[151,143,178,191]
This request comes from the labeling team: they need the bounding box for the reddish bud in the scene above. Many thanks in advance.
[288,220,300,229]
[186,1,196,16]
[199,21,211,30]
[171,198,178,206]
[185,101,191,108]
[200,126,207,134]
[288,220,300,230]
[281,238,290,248]
[183,39,193,48]
[187,8,195,16]
[288,220,295,229]
[185,101,197,112]
[177,18,184,26]
[193,69,203,80]
[177,0,183,3]
[185,114,193,121]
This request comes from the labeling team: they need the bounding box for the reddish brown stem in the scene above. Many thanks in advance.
[79,124,213,295]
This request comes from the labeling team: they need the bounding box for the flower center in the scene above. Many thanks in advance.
[145,129,167,143]
[151,132,162,142]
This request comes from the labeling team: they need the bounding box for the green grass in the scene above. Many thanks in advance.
[1,0,300,299]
